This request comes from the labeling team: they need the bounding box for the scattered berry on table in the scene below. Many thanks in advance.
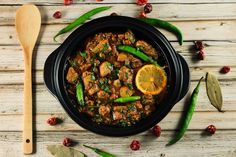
[139,11,146,18]
[64,0,73,5]
[194,41,205,50]
[136,0,148,6]
[144,3,153,14]
[205,125,216,135]
[63,137,72,147]
[152,125,161,137]
[130,140,140,151]
[47,117,58,125]
[220,66,230,74]
[53,11,62,19]
[197,50,205,60]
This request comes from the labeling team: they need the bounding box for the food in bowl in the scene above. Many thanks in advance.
[65,30,168,127]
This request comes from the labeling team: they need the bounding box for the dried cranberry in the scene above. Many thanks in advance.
[63,138,72,147]
[139,11,146,18]
[130,140,140,151]
[220,66,230,74]
[144,3,153,14]
[152,125,161,137]
[205,125,216,135]
[47,117,58,125]
[64,0,73,5]
[53,11,62,19]
[194,41,204,50]
[197,50,205,60]
[136,0,148,6]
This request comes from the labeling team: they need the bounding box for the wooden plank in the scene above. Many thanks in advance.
[0,131,236,157]
[0,80,235,114]
[1,20,236,45]
[1,41,236,71]
[0,111,235,131]
[0,0,235,5]
[1,4,236,25]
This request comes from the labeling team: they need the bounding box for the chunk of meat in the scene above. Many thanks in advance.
[134,101,143,110]
[123,30,135,45]
[117,53,128,62]
[92,39,112,54]
[66,67,78,84]
[86,100,94,106]
[80,63,91,72]
[113,106,128,112]
[118,66,133,85]
[82,71,93,90]
[99,61,113,77]
[99,105,111,116]
[142,94,155,106]
[112,111,123,120]
[135,40,158,58]
[119,86,134,97]
[97,90,110,99]
[113,79,121,89]
[128,111,141,121]
[88,84,99,95]
[129,56,143,68]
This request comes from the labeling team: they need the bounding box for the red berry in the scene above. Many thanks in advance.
[205,125,216,135]
[197,50,205,60]
[194,41,204,50]
[64,0,73,5]
[47,117,58,125]
[144,3,153,14]
[53,11,62,19]
[63,138,72,147]
[139,11,146,18]
[152,125,161,137]
[130,140,140,151]
[136,0,148,6]
[220,66,230,74]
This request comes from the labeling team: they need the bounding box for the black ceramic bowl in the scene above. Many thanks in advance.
[44,16,190,136]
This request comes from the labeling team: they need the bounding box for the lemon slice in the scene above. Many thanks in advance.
[135,64,167,95]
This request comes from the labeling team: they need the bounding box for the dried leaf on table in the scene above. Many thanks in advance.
[206,72,223,112]
[47,145,86,157]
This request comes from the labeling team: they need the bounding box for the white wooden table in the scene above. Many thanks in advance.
[0,1,236,156]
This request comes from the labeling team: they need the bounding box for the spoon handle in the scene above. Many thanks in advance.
[23,50,33,154]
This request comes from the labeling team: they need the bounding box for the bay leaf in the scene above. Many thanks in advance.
[47,145,86,157]
[206,72,223,112]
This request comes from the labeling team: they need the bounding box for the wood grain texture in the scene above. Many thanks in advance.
[0,111,236,131]
[0,0,235,5]
[0,1,236,156]
[0,131,236,157]
[1,20,236,45]
[1,4,236,25]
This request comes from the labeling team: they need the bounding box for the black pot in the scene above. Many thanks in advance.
[44,16,190,136]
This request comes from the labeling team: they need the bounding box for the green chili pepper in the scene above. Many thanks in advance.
[76,82,85,106]
[54,6,112,41]
[117,45,160,67]
[139,18,183,45]
[114,96,141,103]
[83,144,116,157]
[166,77,204,146]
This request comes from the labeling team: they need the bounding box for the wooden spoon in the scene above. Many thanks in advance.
[15,4,41,154]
